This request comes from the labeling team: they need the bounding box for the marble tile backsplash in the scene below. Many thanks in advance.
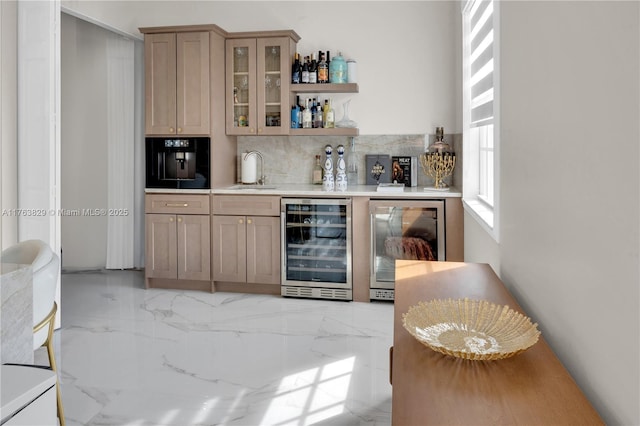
[237,133,462,189]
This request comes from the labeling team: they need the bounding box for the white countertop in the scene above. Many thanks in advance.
[147,184,461,198]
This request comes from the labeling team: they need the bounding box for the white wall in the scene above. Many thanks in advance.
[464,2,639,424]
[61,0,462,135]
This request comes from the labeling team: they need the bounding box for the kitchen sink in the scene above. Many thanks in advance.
[228,184,277,190]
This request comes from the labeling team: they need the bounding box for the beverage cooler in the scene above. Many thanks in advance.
[370,200,445,301]
[281,198,352,300]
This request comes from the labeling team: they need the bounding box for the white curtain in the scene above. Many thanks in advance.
[105,34,135,269]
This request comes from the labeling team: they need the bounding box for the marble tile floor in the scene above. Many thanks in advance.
[36,270,394,425]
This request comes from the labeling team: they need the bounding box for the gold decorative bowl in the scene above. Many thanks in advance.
[402,298,541,361]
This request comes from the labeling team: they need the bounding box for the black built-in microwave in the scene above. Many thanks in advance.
[145,137,210,189]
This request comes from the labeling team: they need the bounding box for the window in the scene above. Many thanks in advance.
[462,0,500,241]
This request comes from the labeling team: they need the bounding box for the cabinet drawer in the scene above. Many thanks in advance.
[212,195,280,216]
[146,194,210,214]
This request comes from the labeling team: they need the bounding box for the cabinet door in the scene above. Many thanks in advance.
[146,214,178,279]
[246,216,280,285]
[177,215,210,281]
[176,32,210,135]
[226,38,257,135]
[256,37,291,135]
[212,215,247,282]
[145,33,177,135]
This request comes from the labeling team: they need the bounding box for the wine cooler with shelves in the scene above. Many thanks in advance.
[281,198,352,300]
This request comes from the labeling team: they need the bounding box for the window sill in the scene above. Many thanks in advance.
[462,197,499,243]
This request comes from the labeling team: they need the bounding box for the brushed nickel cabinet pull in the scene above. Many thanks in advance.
[239,219,244,224]
[177,217,183,223]
[247,219,252,224]
[166,203,189,207]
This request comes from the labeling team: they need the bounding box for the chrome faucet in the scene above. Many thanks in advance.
[244,150,266,185]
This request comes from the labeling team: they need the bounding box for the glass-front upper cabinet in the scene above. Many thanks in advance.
[226,33,298,136]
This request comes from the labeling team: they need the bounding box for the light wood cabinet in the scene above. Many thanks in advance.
[225,32,299,136]
[144,31,210,135]
[212,195,280,286]
[145,194,211,287]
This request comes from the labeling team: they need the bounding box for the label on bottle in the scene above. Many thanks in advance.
[309,72,317,84]
[301,70,309,84]
[292,70,300,84]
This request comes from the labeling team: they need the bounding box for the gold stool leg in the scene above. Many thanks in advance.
[36,303,65,426]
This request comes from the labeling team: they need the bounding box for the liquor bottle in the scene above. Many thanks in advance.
[326,51,331,82]
[291,53,301,84]
[310,99,317,128]
[302,98,312,128]
[317,52,328,83]
[313,98,323,128]
[296,95,303,128]
[312,154,323,184]
[336,144,347,191]
[301,56,310,84]
[323,99,335,128]
[290,104,300,129]
[322,145,335,191]
[309,53,317,84]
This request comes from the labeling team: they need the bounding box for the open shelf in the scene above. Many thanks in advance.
[289,127,359,136]
[290,83,359,94]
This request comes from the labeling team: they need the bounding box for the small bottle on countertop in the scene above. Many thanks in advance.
[322,145,335,191]
[312,154,323,184]
[336,144,347,191]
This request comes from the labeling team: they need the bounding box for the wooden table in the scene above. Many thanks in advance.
[391,260,603,425]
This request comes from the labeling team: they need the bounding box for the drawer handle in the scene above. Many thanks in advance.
[177,217,183,223]
[247,219,252,224]
[166,203,189,207]
[169,217,174,222]
[238,219,244,224]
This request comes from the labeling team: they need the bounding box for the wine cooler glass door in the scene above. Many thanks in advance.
[281,199,352,300]
[370,200,445,300]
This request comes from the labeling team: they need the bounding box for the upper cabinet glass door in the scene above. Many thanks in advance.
[226,39,257,135]
[257,38,290,134]
[226,37,291,136]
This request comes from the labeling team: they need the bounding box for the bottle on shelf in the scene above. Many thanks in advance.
[301,56,310,84]
[326,51,331,83]
[312,154,323,184]
[291,104,300,129]
[291,53,301,84]
[302,98,313,129]
[323,99,335,128]
[317,52,328,84]
[309,53,317,84]
[296,95,303,128]
[329,51,347,84]
[312,97,323,128]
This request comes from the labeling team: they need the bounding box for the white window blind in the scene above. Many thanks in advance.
[463,0,499,241]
